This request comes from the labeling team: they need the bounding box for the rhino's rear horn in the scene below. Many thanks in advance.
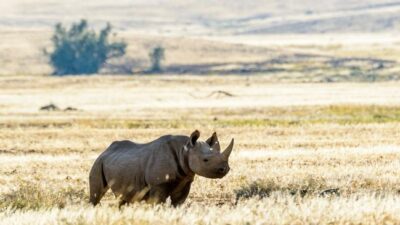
[206,132,220,151]
[222,138,234,160]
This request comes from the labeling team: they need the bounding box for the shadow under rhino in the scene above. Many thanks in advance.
[89,130,234,207]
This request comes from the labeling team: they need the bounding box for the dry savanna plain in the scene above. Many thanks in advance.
[1,28,400,224]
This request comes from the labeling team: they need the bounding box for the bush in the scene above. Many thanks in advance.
[48,19,127,75]
[149,46,165,73]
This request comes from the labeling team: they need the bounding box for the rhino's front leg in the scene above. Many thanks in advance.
[170,182,192,207]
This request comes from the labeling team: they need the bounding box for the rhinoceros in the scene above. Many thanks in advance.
[89,130,234,207]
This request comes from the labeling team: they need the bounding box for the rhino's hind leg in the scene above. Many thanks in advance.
[118,192,135,208]
[119,186,151,208]
[89,160,109,206]
[145,184,170,204]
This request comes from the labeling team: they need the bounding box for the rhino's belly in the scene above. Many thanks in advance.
[102,155,147,196]
[112,178,146,196]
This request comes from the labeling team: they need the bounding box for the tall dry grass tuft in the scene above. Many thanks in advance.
[0,180,86,210]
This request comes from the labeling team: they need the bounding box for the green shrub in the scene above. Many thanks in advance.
[48,19,127,75]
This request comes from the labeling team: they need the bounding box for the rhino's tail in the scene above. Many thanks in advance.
[89,158,108,206]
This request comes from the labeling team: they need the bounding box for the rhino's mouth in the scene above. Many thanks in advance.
[211,173,228,179]
[205,168,230,179]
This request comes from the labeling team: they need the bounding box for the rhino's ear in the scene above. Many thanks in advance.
[206,132,220,152]
[189,130,200,147]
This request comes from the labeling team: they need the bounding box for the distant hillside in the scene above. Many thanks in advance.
[2,0,400,35]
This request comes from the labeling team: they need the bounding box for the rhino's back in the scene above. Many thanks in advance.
[102,136,171,157]
[100,139,154,172]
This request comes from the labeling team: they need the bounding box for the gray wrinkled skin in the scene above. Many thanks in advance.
[89,130,234,207]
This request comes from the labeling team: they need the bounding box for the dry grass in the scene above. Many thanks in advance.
[0,76,400,224]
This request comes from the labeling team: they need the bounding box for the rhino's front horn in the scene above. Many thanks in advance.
[222,138,234,160]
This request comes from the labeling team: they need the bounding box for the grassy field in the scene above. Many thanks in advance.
[1,75,400,224]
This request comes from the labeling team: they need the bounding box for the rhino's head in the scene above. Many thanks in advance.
[186,130,234,179]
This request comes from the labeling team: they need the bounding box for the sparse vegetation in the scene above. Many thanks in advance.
[47,19,127,75]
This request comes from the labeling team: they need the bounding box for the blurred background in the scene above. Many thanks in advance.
[1,0,400,79]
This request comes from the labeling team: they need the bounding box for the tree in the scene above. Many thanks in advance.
[149,46,165,73]
[48,19,127,75]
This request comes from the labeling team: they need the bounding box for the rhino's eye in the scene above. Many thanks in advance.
[203,158,209,162]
